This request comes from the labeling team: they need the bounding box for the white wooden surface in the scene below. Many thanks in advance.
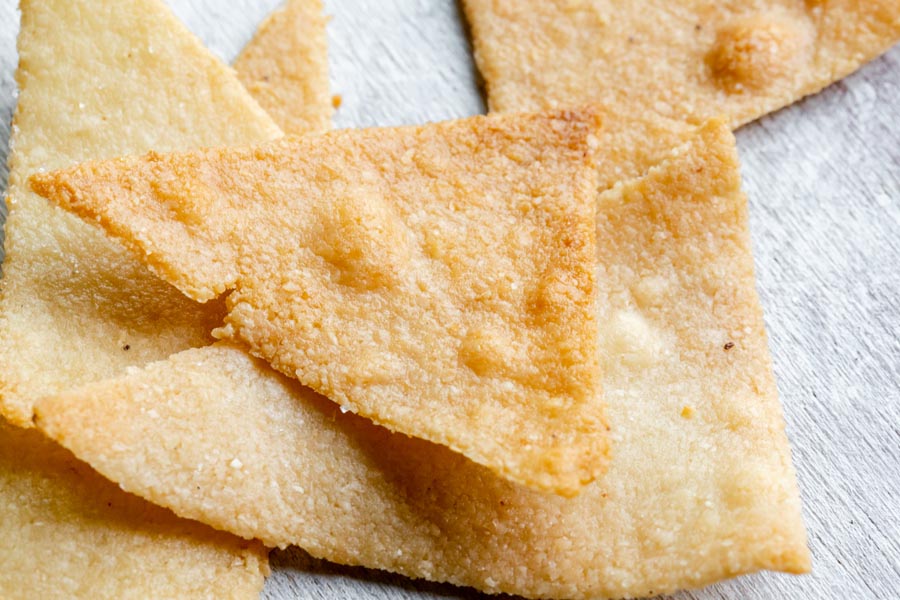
[1,1,898,598]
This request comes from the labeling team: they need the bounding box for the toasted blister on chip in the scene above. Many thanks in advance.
[0,417,269,598]
[31,109,609,496]
[462,0,900,127]
[234,0,332,136]
[0,0,282,428]
[36,119,809,600]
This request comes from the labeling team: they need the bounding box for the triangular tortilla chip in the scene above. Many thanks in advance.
[0,417,268,598]
[32,110,609,496]
[35,120,810,599]
[0,0,286,594]
[462,0,900,127]
[234,0,332,135]
[0,0,281,427]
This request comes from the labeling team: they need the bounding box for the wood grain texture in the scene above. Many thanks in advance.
[0,1,898,598]
[0,0,14,228]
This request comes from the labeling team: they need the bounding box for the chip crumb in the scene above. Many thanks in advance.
[681,406,695,419]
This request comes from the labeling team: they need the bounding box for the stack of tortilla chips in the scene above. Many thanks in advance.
[2,0,898,597]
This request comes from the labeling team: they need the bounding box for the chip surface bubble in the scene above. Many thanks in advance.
[708,13,811,93]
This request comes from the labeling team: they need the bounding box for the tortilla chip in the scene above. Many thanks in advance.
[462,0,900,127]
[0,0,281,594]
[234,0,331,135]
[0,417,269,598]
[0,0,282,427]
[32,110,608,496]
[36,119,809,599]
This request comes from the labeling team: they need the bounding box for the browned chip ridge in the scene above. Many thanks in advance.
[31,109,610,496]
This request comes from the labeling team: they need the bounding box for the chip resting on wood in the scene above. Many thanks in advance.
[0,417,269,599]
[234,0,332,136]
[32,109,610,496]
[0,0,282,427]
[0,0,295,594]
[36,119,809,599]
[462,0,900,127]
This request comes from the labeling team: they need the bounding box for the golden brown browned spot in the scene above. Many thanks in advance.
[708,14,811,93]
[310,195,410,291]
